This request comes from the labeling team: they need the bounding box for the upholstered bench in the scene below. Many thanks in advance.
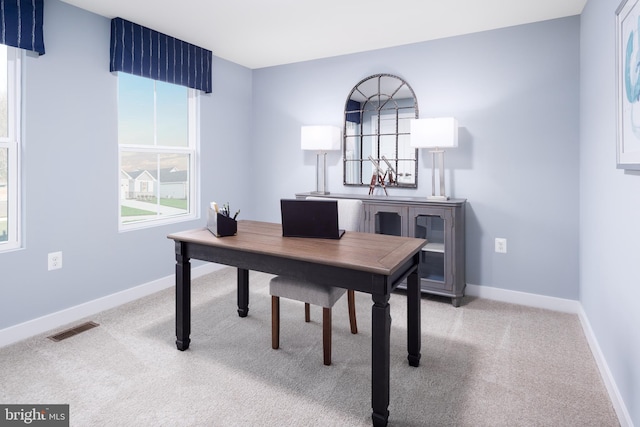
[269,198,362,366]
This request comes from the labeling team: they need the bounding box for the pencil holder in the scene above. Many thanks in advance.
[207,208,237,237]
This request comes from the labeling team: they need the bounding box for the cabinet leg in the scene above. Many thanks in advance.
[452,297,461,307]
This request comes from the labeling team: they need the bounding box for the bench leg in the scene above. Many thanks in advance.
[348,290,358,334]
[272,296,280,349]
[323,307,332,365]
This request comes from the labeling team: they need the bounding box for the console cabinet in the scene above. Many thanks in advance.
[295,193,466,306]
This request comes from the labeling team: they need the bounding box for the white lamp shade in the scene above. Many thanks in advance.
[410,118,458,148]
[301,125,341,151]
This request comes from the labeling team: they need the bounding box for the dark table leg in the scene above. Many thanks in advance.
[371,292,391,427]
[407,267,421,367]
[175,242,191,351]
[237,268,249,317]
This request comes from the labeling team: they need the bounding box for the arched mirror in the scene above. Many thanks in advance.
[343,74,419,188]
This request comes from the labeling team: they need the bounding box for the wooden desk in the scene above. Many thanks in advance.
[168,220,426,426]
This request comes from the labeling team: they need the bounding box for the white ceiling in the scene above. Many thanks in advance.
[59,0,587,69]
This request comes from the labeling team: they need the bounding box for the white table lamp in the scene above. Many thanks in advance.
[301,125,341,194]
[410,117,458,200]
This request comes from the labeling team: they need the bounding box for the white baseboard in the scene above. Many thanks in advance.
[465,283,581,313]
[466,283,632,427]
[0,263,223,348]
[577,306,633,427]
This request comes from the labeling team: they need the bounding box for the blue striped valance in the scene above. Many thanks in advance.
[0,0,45,55]
[110,17,212,93]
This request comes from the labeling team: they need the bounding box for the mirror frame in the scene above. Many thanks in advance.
[342,73,419,188]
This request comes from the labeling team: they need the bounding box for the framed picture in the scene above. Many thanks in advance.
[617,0,640,169]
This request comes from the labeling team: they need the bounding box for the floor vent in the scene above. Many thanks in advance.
[47,321,100,342]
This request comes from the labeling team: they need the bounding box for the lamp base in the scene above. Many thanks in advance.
[313,152,331,195]
[428,150,450,201]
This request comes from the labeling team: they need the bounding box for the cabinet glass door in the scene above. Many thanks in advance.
[375,211,402,236]
[414,214,445,283]
[369,205,406,236]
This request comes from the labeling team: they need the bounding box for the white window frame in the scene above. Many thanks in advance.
[0,46,21,252]
[117,75,200,231]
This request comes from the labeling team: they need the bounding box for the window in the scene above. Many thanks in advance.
[118,73,199,229]
[0,45,21,252]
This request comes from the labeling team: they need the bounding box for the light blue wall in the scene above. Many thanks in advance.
[251,17,581,300]
[0,1,635,424]
[0,4,581,330]
[581,0,640,424]
[0,0,253,329]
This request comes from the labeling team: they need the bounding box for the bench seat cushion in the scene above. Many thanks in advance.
[269,276,346,308]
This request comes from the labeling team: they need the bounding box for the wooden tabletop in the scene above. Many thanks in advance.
[168,220,426,276]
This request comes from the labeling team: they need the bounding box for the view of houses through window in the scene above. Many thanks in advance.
[0,44,19,251]
[118,73,198,228]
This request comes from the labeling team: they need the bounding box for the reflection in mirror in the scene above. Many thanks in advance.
[343,74,419,188]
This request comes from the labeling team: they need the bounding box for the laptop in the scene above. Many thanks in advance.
[280,199,345,239]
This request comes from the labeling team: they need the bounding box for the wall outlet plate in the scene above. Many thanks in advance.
[48,251,62,270]
[495,238,507,254]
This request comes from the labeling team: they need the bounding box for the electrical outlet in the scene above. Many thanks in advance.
[48,251,62,270]
[495,238,507,254]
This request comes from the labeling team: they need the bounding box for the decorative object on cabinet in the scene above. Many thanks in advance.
[301,125,341,194]
[411,117,459,200]
[381,156,397,185]
[616,0,640,169]
[367,155,388,195]
[296,192,466,307]
[343,74,419,188]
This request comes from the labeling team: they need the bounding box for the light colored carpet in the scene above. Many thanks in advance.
[0,268,619,426]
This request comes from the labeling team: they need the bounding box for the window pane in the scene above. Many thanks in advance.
[118,72,196,230]
[0,45,7,139]
[0,147,7,242]
[118,73,154,146]
[156,81,188,147]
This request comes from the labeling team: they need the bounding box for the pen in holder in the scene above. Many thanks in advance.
[207,208,237,237]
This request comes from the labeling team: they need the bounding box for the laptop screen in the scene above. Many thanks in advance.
[280,199,345,239]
